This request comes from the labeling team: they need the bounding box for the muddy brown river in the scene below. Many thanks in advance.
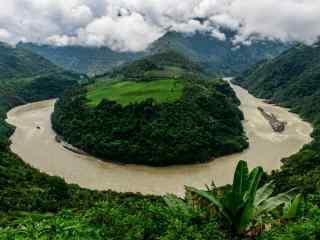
[6,82,313,196]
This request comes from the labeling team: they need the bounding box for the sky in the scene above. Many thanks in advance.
[0,0,320,52]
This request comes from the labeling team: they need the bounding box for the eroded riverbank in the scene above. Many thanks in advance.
[6,83,313,196]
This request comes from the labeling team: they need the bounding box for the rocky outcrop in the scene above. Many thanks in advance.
[258,107,287,132]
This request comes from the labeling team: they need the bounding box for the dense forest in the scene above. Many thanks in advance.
[52,52,248,166]
[18,30,289,75]
[1,42,320,239]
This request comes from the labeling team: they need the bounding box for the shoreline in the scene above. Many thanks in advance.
[6,83,313,196]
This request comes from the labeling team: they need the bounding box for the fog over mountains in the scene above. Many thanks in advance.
[1,0,320,52]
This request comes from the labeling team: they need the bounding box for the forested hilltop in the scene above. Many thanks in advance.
[18,30,288,75]
[52,52,248,166]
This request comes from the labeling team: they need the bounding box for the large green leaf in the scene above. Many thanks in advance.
[186,186,231,223]
[244,166,263,202]
[255,188,298,216]
[232,160,249,198]
[285,193,303,220]
[225,161,248,215]
[237,200,255,234]
[254,181,275,206]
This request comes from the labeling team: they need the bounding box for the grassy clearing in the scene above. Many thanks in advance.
[87,79,184,106]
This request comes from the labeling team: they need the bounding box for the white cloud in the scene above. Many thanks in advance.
[0,0,319,51]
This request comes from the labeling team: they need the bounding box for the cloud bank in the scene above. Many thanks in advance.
[0,0,320,51]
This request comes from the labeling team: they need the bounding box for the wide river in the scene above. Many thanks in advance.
[6,82,313,196]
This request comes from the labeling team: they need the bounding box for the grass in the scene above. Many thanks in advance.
[87,79,184,106]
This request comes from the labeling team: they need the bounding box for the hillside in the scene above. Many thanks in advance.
[0,43,82,110]
[235,42,320,122]
[0,42,60,80]
[0,42,81,150]
[234,42,320,194]
[18,31,288,75]
[52,52,248,166]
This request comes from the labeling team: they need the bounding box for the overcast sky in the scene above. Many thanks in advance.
[0,0,320,51]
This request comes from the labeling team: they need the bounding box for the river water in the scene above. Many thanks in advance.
[6,82,313,196]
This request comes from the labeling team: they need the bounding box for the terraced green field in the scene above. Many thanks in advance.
[87,79,184,106]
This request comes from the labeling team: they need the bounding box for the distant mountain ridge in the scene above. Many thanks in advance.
[0,42,60,80]
[18,31,289,76]
[17,42,141,76]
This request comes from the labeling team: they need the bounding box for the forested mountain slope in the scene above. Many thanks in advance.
[235,42,320,122]
[0,42,81,148]
[234,42,320,194]
[17,42,141,76]
[18,31,289,75]
[0,42,59,80]
[149,31,289,74]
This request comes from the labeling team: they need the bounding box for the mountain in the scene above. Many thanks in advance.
[235,42,320,122]
[18,31,289,76]
[0,42,60,80]
[17,43,142,76]
[149,31,289,74]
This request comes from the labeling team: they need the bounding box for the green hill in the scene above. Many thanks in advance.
[52,52,248,166]
[0,42,59,80]
[234,42,320,194]
[18,31,288,75]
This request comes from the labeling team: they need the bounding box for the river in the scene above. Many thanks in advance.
[6,82,313,196]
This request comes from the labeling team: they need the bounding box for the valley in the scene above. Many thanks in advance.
[6,81,312,196]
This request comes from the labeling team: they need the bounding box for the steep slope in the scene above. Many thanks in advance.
[0,42,81,149]
[235,42,320,122]
[234,42,320,194]
[18,31,288,75]
[0,42,59,80]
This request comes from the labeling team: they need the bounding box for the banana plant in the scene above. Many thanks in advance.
[165,160,298,235]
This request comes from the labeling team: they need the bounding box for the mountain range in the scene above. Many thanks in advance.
[18,31,289,76]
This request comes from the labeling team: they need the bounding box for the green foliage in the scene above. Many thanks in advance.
[87,79,184,106]
[258,199,320,240]
[0,201,227,240]
[283,194,304,220]
[0,42,60,80]
[185,161,298,235]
